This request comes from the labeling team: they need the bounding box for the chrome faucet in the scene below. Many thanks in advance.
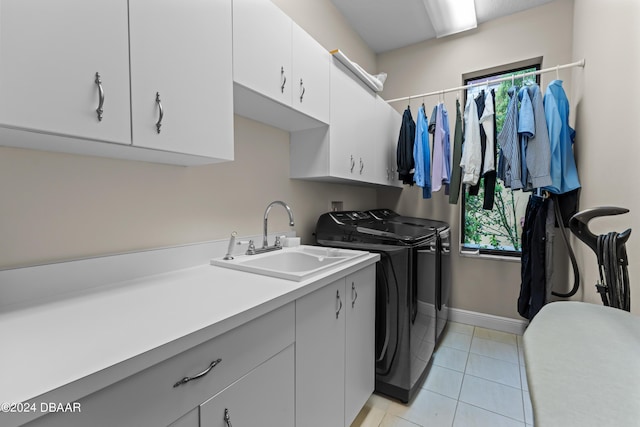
[262,201,295,249]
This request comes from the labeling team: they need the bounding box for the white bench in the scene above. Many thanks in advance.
[523,301,640,426]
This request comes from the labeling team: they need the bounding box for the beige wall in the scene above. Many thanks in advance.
[0,0,378,270]
[376,0,576,319]
[570,0,640,313]
[271,0,377,73]
[0,116,377,269]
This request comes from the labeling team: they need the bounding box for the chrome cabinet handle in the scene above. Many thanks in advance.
[155,92,163,134]
[224,408,233,427]
[173,358,221,387]
[350,155,355,173]
[359,158,364,174]
[352,282,358,308]
[95,72,104,122]
[336,290,343,319]
[281,66,287,93]
[299,78,305,102]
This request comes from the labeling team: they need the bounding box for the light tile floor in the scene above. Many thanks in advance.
[351,322,533,427]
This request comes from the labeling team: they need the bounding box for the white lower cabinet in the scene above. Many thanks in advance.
[17,265,375,427]
[21,304,295,427]
[296,265,376,427]
[345,266,376,425]
[168,408,199,427]
[200,346,294,427]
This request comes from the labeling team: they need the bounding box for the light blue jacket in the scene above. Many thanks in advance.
[543,80,580,194]
[413,105,432,198]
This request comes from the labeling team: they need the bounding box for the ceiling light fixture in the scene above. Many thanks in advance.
[422,0,477,38]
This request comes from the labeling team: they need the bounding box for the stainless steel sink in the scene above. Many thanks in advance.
[210,245,369,281]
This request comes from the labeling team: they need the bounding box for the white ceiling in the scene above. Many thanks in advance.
[330,0,556,53]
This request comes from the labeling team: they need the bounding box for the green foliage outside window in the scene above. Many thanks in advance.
[462,68,538,254]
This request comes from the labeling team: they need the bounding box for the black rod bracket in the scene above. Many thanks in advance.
[569,207,631,253]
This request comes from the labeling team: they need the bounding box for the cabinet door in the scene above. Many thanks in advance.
[129,0,233,159]
[345,266,376,426]
[296,279,346,427]
[329,61,376,181]
[200,346,294,427]
[0,0,131,144]
[291,23,330,123]
[233,0,292,106]
[378,96,403,187]
[167,408,198,427]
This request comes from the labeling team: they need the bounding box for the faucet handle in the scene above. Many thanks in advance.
[275,235,282,248]
[245,240,256,255]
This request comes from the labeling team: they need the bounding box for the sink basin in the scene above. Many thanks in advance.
[210,245,369,281]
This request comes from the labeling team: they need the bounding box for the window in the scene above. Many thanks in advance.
[460,64,541,257]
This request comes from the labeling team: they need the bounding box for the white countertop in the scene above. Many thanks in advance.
[0,249,378,425]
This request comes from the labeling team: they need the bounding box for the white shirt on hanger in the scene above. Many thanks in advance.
[480,90,495,175]
[460,94,482,186]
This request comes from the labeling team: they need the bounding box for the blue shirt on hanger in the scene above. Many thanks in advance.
[543,80,580,194]
[413,105,432,198]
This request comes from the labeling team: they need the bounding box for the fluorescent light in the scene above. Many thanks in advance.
[423,0,477,38]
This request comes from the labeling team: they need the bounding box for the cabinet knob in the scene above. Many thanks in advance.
[350,155,355,173]
[95,72,104,122]
[155,92,164,134]
[224,408,233,427]
[352,282,358,308]
[336,290,343,319]
[299,78,305,102]
[359,158,364,174]
[281,66,287,93]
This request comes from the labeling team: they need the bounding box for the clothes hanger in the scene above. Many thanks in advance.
[556,65,560,80]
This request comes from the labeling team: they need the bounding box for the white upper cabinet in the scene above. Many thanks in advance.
[291,23,330,124]
[129,0,233,160]
[329,60,377,181]
[232,0,330,131]
[0,0,234,165]
[376,95,403,186]
[0,0,131,144]
[290,60,403,187]
[232,0,292,106]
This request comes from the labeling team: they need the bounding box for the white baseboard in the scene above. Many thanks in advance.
[448,307,528,335]
[417,301,528,335]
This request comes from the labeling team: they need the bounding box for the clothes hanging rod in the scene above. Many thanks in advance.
[385,59,586,104]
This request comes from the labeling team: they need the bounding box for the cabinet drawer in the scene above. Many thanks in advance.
[200,345,294,427]
[25,303,295,427]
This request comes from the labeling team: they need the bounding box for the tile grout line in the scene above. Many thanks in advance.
[462,372,523,391]
[457,401,529,425]
[450,326,475,427]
